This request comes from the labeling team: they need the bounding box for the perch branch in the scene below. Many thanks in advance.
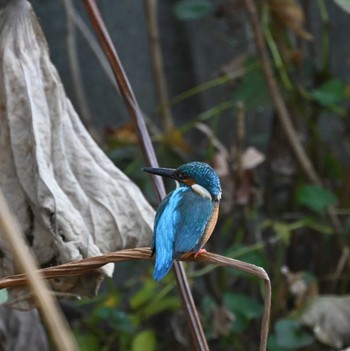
[0,248,271,351]
[0,189,78,351]
[82,1,208,350]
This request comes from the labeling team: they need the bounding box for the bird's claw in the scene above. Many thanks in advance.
[194,248,207,258]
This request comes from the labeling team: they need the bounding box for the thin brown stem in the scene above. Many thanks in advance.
[82,0,161,191]
[62,0,92,127]
[144,0,174,133]
[244,0,320,185]
[243,0,342,233]
[82,1,207,350]
[235,101,245,178]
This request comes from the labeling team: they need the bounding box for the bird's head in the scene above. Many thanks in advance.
[143,161,221,201]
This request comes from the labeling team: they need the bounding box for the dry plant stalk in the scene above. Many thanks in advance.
[144,0,174,133]
[0,189,78,351]
[243,0,342,233]
[61,0,92,126]
[0,247,271,351]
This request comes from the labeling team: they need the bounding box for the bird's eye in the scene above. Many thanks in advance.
[176,171,186,180]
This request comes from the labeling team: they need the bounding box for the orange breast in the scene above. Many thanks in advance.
[199,201,219,248]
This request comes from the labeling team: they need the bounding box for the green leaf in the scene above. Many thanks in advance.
[262,220,294,245]
[174,0,214,21]
[273,222,293,245]
[142,296,180,318]
[224,293,263,332]
[0,289,8,304]
[274,319,314,348]
[93,308,136,333]
[332,0,350,13]
[311,79,347,107]
[299,217,334,235]
[132,330,156,351]
[267,335,296,351]
[75,333,100,351]
[232,65,271,110]
[297,184,338,214]
[130,279,157,310]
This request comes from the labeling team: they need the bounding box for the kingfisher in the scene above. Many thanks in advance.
[143,161,221,281]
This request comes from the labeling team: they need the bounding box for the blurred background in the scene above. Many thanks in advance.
[30,1,350,350]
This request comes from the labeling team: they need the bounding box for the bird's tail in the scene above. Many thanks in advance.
[153,253,173,281]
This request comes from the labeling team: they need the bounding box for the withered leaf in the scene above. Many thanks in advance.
[301,296,350,349]
[0,0,154,308]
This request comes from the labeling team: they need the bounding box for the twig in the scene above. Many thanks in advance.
[81,1,208,350]
[67,4,163,139]
[235,101,245,178]
[0,189,78,351]
[61,0,93,127]
[243,0,343,233]
[331,246,349,291]
[68,4,118,90]
[244,0,320,185]
[82,0,162,194]
[144,0,174,133]
[0,247,271,351]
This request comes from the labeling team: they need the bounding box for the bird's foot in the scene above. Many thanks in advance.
[194,249,207,258]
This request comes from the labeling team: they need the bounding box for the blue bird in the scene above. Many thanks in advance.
[143,161,221,281]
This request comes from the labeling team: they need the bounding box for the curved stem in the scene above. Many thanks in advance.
[0,248,271,351]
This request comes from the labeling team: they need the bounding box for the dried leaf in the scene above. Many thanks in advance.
[218,54,246,79]
[0,0,154,307]
[241,147,265,170]
[234,147,265,205]
[281,267,318,309]
[269,0,313,40]
[0,306,49,350]
[301,296,350,349]
[161,127,192,154]
[332,0,350,14]
[212,305,235,337]
[105,122,138,145]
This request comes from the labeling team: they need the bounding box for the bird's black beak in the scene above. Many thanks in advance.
[142,167,178,180]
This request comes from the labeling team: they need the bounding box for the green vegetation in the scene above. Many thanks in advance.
[74,1,350,350]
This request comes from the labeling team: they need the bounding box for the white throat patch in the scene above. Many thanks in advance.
[191,184,212,200]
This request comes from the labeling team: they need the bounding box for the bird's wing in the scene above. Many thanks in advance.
[151,190,174,253]
[172,188,214,256]
[152,189,181,280]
